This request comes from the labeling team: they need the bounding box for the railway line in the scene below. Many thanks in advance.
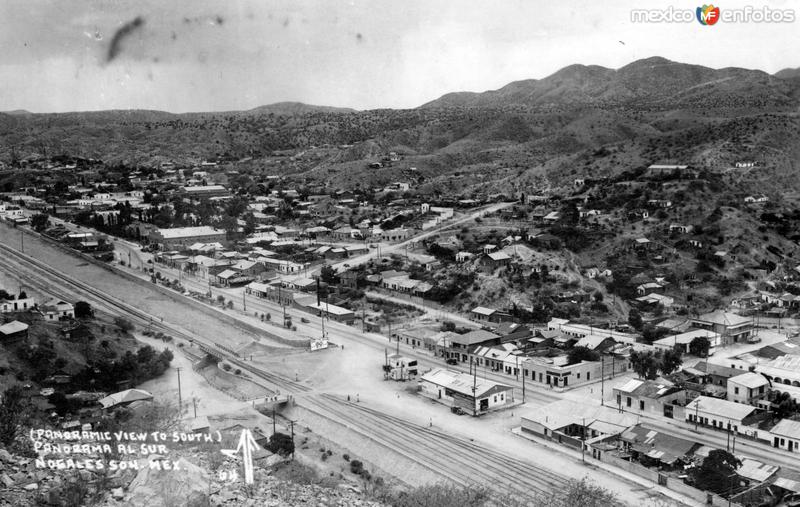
[0,239,309,393]
[304,393,569,498]
[0,235,572,501]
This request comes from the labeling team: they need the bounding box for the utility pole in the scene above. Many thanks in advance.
[193,397,197,418]
[521,362,526,403]
[242,291,246,312]
[472,357,477,417]
[20,230,24,253]
[176,367,183,412]
[601,355,605,406]
[289,420,296,460]
[272,407,276,435]
[582,417,586,463]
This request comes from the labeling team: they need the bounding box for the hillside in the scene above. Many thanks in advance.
[2,57,800,196]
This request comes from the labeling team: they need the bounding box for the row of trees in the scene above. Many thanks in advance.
[629,348,683,380]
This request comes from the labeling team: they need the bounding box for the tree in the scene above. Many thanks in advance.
[627,309,643,331]
[75,301,94,319]
[691,449,741,495]
[630,350,659,380]
[567,346,600,365]
[267,432,294,456]
[689,336,711,357]
[320,265,339,285]
[114,317,134,332]
[31,213,50,232]
[659,348,683,375]
[0,385,30,446]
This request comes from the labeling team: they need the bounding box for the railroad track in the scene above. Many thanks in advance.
[0,240,309,393]
[303,393,568,498]
[0,238,569,500]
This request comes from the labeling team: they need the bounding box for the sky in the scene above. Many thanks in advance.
[0,0,798,113]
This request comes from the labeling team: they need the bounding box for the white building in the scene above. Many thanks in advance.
[419,368,513,415]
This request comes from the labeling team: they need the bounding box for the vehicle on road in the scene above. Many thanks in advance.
[300,317,310,323]
[445,358,458,365]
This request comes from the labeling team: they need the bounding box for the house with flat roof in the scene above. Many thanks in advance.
[420,368,513,415]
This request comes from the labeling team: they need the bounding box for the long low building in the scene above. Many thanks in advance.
[294,296,355,324]
[149,226,227,250]
[420,368,513,415]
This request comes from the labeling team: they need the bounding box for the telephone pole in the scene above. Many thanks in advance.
[176,367,183,411]
[289,420,296,460]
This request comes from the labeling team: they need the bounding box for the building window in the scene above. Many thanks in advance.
[577,373,581,379]
[626,397,632,407]
[639,400,645,411]
[734,387,739,395]
[493,396,497,403]
[587,372,590,381]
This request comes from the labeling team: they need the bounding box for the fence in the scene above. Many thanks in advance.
[597,452,740,507]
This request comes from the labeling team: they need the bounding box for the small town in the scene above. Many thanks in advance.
[2,3,800,507]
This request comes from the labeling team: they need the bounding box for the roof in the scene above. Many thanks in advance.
[694,310,751,327]
[692,361,743,379]
[522,399,639,434]
[156,226,224,239]
[616,379,677,399]
[450,329,499,346]
[654,329,719,347]
[471,306,497,316]
[98,389,153,409]
[184,185,227,192]
[685,396,758,421]
[773,477,800,493]
[728,372,769,389]
[769,419,800,440]
[0,320,29,335]
[575,334,614,350]
[216,269,238,279]
[487,251,511,261]
[620,425,697,465]
[421,368,512,398]
[737,458,778,483]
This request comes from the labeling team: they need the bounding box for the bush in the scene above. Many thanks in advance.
[343,453,350,462]
[113,317,134,332]
[221,363,232,372]
[74,301,93,319]
[234,369,241,375]
[267,432,295,456]
[350,460,364,475]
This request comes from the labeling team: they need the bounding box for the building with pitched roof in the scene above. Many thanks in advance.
[727,372,769,405]
[685,396,760,433]
[690,311,754,345]
[420,368,513,415]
